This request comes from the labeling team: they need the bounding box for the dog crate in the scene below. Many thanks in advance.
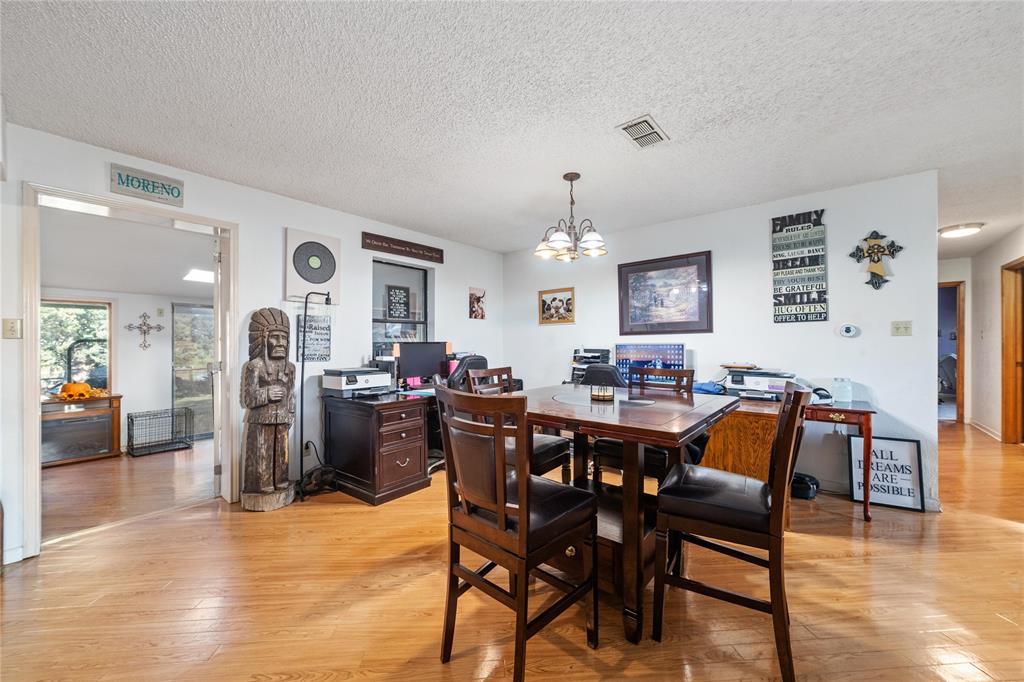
[126,407,195,456]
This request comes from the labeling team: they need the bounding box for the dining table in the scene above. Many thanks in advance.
[512,383,740,643]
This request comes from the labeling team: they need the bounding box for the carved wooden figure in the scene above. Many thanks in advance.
[240,308,296,511]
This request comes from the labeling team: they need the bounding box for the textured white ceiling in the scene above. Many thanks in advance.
[4,2,1022,257]
[40,208,216,299]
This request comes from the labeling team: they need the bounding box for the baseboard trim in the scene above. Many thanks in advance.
[971,421,1001,441]
[2,545,25,566]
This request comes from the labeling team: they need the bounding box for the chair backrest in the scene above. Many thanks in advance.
[627,366,695,392]
[467,367,515,396]
[435,385,531,553]
[580,363,627,388]
[768,382,812,536]
[447,355,488,391]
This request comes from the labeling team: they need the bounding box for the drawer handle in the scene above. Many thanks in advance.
[400,432,407,439]
[565,546,576,558]
[396,457,411,468]
[828,412,846,423]
[400,412,407,419]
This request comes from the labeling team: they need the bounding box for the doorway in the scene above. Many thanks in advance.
[1002,257,1024,443]
[938,281,965,423]
[21,184,239,557]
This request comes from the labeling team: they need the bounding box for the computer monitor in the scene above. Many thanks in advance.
[397,342,449,380]
[615,343,685,382]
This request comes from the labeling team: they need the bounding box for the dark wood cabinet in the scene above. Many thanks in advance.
[322,394,431,505]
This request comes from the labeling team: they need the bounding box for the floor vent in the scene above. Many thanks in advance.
[618,115,669,149]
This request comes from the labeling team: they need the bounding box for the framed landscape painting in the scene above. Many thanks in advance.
[538,287,575,325]
[618,251,713,334]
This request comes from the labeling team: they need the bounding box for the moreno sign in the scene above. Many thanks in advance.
[109,163,184,207]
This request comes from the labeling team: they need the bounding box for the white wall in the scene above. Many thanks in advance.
[938,258,972,422]
[40,287,213,446]
[504,172,940,509]
[2,125,504,563]
[969,225,1024,438]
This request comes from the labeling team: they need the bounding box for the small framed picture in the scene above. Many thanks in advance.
[618,251,713,335]
[538,287,575,325]
[469,287,486,320]
[848,435,925,512]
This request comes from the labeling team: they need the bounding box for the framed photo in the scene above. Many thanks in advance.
[469,287,486,320]
[618,251,713,335]
[538,287,575,325]
[848,435,925,512]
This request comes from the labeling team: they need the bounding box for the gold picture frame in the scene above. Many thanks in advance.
[538,287,575,325]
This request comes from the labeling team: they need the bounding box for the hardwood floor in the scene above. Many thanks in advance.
[3,423,1021,681]
[42,440,215,541]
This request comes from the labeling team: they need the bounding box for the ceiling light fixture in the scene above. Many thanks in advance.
[938,222,984,239]
[183,268,215,283]
[534,172,606,262]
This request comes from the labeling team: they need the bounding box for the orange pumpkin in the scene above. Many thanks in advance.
[60,382,92,399]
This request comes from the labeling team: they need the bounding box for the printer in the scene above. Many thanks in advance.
[321,367,392,398]
[721,367,796,401]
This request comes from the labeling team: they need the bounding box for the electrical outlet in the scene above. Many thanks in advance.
[2,318,23,339]
[891,320,913,336]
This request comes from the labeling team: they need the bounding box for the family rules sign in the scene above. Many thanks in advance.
[771,209,828,323]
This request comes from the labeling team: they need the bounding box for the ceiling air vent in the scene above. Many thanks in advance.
[618,115,669,149]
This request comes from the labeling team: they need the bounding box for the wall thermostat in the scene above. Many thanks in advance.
[838,323,860,338]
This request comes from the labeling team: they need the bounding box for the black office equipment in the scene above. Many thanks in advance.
[397,341,449,380]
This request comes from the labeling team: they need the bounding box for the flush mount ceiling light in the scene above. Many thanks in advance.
[533,172,606,262]
[183,268,215,283]
[938,222,984,239]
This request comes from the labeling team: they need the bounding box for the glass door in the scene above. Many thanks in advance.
[172,303,215,439]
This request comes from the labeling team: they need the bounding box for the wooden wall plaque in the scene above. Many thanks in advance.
[362,232,444,264]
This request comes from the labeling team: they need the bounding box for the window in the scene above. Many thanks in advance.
[372,261,429,357]
[39,300,111,395]
[172,303,215,439]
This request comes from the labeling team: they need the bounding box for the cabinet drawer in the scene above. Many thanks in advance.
[381,406,424,427]
[379,443,424,487]
[380,424,423,449]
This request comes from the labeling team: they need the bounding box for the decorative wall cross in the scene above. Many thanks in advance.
[125,312,165,350]
[849,230,904,290]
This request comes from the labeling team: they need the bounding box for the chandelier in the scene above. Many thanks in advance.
[534,172,607,262]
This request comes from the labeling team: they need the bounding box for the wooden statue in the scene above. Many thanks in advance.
[240,308,296,511]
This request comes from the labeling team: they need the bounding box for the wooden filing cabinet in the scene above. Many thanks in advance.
[322,394,431,505]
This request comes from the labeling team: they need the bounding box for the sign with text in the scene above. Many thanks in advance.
[386,285,411,320]
[848,435,925,512]
[295,314,331,362]
[110,163,184,207]
[771,209,828,323]
[362,231,444,264]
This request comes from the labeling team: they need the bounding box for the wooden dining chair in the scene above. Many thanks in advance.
[467,367,573,484]
[592,366,702,483]
[435,385,599,682]
[652,382,811,682]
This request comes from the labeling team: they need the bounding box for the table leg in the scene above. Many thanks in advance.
[620,439,645,644]
[862,416,872,522]
[573,432,590,486]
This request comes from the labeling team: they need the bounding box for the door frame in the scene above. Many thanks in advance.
[20,182,240,560]
[938,281,966,423]
[1001,257,1024,444]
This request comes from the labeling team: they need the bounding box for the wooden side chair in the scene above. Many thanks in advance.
[652,382,811,682]
[592,366,703,482]
[435,385,599,682]
[467,367,572,484]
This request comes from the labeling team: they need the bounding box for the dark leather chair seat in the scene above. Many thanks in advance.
[593,432,709,480]
[512,433,571,475]
[475,473,597,550]
[658,463,772,533]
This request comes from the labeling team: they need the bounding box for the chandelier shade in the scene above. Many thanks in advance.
[534,172,607,262]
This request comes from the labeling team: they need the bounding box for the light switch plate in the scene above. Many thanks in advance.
[891,320,913,336]
[2,318,23,339]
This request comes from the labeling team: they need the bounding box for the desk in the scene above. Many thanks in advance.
[513,383,739,643]
[703,399,877,522]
